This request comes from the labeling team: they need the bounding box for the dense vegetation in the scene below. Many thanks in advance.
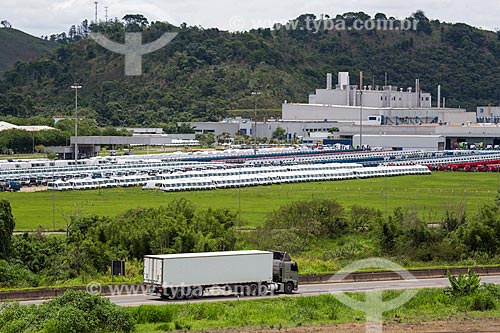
[2,191,500,289]
[0,28,56,76]
[5,172,496,231]
[2,189,500,331]
[2,286,500,332]
[247,198,500,272]
[128,285,500,332]
[0,290,133,333]
[2,282,499,332]
[0,117,131,154]
[1,11,500,127]
[1,198,238,288]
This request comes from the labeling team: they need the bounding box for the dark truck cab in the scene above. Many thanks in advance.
[272,251,299,293]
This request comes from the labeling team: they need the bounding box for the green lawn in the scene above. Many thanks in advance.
[2,172,499,231]
[131,288,500,332]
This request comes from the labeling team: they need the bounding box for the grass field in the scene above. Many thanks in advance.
[130,288,500,332]
[2,172,499,231]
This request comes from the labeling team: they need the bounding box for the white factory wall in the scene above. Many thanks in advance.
[282,103,470,124]
[352,135,445,150]
[477,106,500,117]
[310,88,432,108]
[440,112,476,124]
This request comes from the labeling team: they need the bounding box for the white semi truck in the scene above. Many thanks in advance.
[143,250,299,300]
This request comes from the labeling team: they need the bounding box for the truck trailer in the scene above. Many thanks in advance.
[143,250,298,300]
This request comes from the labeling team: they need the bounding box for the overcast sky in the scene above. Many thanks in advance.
[4,0,500,37]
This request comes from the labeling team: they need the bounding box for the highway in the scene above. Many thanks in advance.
[18,276,500,307]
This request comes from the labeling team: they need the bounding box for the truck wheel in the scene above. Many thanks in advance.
[184,287,193,299]
[173,288,184,300]
[284,282,295,294]
[192,287,204,298]
[258,284,268,296]
[249,283,258,296]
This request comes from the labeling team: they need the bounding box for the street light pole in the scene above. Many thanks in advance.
[71,84,82,163]
[359,71,363,150]
[251,91,261,155]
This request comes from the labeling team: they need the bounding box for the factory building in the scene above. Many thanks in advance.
[282,72,473,125]
[184,72,500,150]
[476,106,500,124]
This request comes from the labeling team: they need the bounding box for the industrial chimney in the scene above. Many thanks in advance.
[437,85,441,109]
[326,73,333,90]
[338,72,350,90]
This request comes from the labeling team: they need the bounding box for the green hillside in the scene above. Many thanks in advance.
[1,12,500,126]
[0,28,56,76]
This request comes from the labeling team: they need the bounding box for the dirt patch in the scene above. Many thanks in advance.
[20,185,47,192]
[197,318,500,333]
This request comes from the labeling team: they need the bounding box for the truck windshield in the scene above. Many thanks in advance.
[272,251,291,261]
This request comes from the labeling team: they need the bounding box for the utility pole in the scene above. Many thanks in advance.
[251,91,261,155]
[359,71,363,150]
[71,84,82,163]
[94,1,98,23]
[105,6,108,22]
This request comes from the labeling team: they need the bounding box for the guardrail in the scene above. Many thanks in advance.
[2,266,500,302]
[299,266,500,284]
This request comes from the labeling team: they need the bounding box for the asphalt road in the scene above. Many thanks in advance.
[19,276,500,307]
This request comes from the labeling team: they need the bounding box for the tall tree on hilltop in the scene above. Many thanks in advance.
[122,14,149,31]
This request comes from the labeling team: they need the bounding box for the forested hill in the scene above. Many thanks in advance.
[1,12,500,127]
[0,28,56,76]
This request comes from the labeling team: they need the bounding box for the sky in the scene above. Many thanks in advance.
[3,0,500,38]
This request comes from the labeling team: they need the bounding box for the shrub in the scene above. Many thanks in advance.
[0,260,39,288]
[0,290,134,333]
[43,306,91,333]
[469,291,497,311]
[253,229,310,255]
[265,200,347,238]
[481,283,500,300]
[0,302,32,331]
[445,269,481,296]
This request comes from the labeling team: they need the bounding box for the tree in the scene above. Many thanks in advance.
[195,133,215,147]
[122,14,148,32]
[0,200,15,259]
[68,25,77,40]
[177,123,195,134]
[328,127,339,134]
[1,20,11,28]
[374,13,387,21]
[217,132,232,145]
[265,200,347,238]
[81,19,89,37]
[272,127,286,141]
[412,10,432,35]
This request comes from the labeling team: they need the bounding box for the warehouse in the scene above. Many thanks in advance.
[352,135,446,151]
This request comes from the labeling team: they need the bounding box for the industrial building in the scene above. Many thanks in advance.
[186,72,500,150]
[46,134,198,159]
[282,72,472,125]
[0,121,55,132]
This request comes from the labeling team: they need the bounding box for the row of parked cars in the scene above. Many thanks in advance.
[143,165,431,192]
[47,175,156,191]
[382,153,500,170]
[47,164,431,191]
